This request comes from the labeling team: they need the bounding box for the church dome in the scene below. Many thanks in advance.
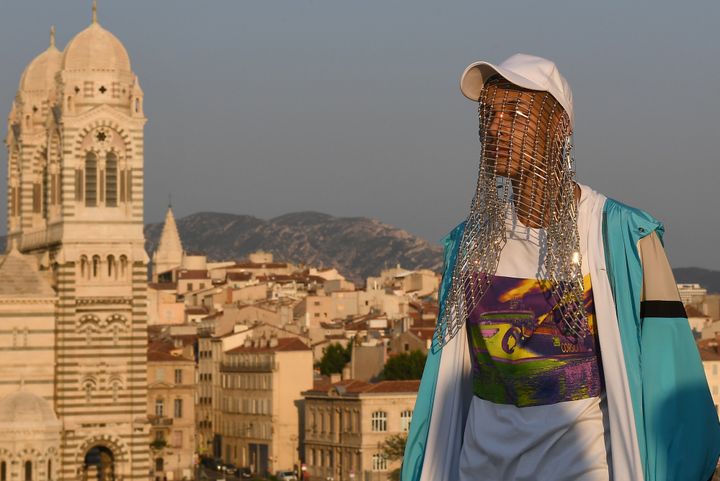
[19,44,62,93]
[0,390,58,424]
[62,21,131,74]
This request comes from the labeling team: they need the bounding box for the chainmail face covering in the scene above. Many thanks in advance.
[433,77,589,350]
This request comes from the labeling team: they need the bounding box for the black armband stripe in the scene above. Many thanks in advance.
[640,300,687,319]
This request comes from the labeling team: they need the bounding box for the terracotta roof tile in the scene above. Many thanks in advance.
[147,340,193,362]
[311,377,333,392]
[411,319,437,329]
[363,380,421,393]
[178,270,210,280]
[148,282,178,290]
[225,337,310,354]
[685,305,707,318]
[698,339,720,362]
[228,272,253,281]
[305,379,419,395]
[409,327,435,341]
[186,307,209,315]
[172,334,198,346]
[234,262,289,269]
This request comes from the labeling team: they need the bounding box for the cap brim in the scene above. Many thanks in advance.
[459,61,545,101]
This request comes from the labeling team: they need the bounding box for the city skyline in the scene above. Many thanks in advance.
[1,0,718,272]
[2,5,719,480]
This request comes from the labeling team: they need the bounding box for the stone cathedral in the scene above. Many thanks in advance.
[0,5,150,481]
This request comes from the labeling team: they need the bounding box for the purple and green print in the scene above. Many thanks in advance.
[466,275,602,407]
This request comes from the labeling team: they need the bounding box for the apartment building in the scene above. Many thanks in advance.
[303,379,419,481]
[147,340,197,480]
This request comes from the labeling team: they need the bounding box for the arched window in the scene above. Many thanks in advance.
[111,380,120,402]
[80,255,89,279]
[155,458,164,472]
[47,459,51,481]
[92,255,100,278]
[107,255,116,279]
[84,380,94,403]
[85,152,97,207]
[119,255,128,279]
[371,411,387,432]
[1,461,6,481]
[106,152,118,207]
[24,460,32,481]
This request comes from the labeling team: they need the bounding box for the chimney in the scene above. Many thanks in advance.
[329,373,341,384]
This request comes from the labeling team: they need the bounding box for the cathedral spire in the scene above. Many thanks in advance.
[92,0,98,24]
[152,206,184,280]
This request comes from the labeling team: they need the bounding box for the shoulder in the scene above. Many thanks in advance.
[578,183,660,227]
[603,196,665,242]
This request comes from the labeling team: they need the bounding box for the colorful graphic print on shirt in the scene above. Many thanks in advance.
[466,274,602,407]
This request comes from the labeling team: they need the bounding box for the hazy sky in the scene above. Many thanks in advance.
[1,0,718,269]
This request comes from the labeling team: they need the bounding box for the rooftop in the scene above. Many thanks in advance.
[698,339,720,362]
[147,340,194,363]
[685,305,708,318]
[233,262,289,269]
[0,249,55,298]
[148,282,178,290]
[305,378,420,396]
[178,270,210,280]
[225,336,310,354]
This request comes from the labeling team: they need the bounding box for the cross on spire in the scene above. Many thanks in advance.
[50,25,56,47]
[92,0,98,24]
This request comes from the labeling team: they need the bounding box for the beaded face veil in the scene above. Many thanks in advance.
[433,75,589,350]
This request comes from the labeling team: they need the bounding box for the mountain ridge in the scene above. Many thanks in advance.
[144,211,444,283]
[0,211,718,289]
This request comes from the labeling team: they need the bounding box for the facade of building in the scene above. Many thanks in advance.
[678,283,708,307]
[302,379,419,481]
[197,327,313,476]
[219,337,313,476]
[147,340,197,481]
[1,4,150,480]
[699,338,720,419]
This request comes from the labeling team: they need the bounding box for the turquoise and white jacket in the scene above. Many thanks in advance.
[402,186,720,481]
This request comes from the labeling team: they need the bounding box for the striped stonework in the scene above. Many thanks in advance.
[5,12,151,480]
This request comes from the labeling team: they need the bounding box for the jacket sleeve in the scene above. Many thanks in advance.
[637,232,720,481]
[401,222,466,481]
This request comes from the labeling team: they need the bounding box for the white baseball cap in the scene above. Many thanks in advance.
[459,53,574,127]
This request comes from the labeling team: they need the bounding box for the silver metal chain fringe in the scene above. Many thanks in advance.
[433,77,589,350]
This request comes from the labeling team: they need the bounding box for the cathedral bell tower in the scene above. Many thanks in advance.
[5,3,150,480]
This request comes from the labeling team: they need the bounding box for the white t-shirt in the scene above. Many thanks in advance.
[458,185,611,481]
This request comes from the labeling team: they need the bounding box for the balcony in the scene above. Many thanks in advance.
[148,415,173,427]
[220,362,274,373]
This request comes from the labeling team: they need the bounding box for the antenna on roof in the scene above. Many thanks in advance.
[50,26,56,48]
[168,193,172,209]
[92,0,98,24]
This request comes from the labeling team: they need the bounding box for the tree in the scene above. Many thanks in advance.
[317,342,351,376]
[382,350,427,380]
[380,433,407,481]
